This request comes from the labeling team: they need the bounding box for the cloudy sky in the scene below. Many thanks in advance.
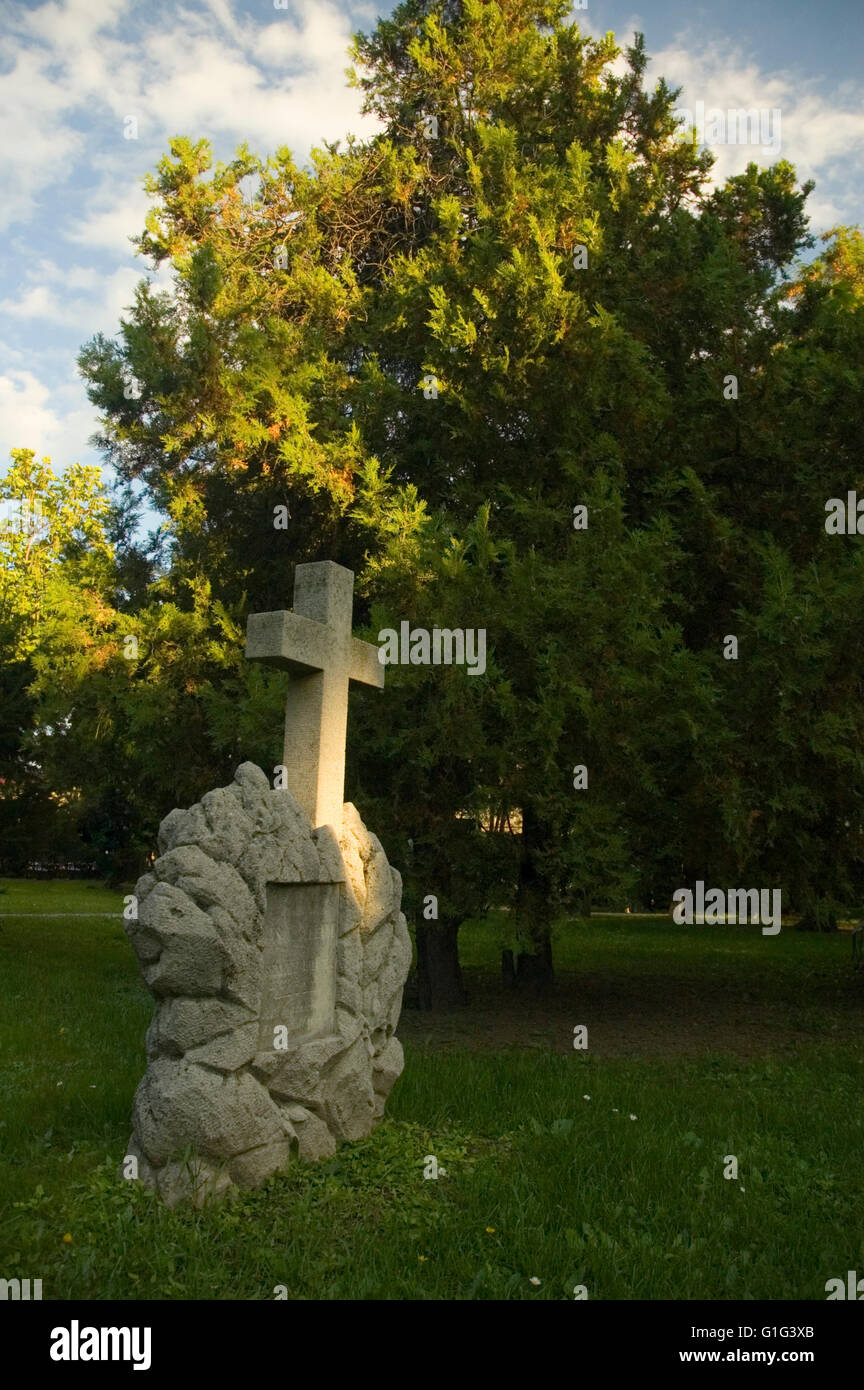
[1,0,862,487]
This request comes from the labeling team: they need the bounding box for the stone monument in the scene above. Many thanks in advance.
[123,562,412,1206]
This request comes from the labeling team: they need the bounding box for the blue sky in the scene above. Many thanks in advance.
[1,0,862,496]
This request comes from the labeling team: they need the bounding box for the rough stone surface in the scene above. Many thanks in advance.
[125,762,410,1206]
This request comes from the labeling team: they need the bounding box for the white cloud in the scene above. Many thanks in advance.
[198,0,245,46]
[579,15,864,234]
[0,369,98,464]
[0,45,87,230]
[99,266,148,331]
[0,0,377,240]
[67,182,152,258]
[0,263,143,334]
[0,285,64,322]
[644,36,864,232]
[22,0,129,49]
[138,2,377,152]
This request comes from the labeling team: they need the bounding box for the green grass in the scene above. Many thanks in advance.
[0,877,125,914]
[0,880,862,1300]
[460,905,855,976]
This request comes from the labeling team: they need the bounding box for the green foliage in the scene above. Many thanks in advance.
[0,450,287,877]
[0,449,113,660]
[5,1,862,939]
[0,453,117,871]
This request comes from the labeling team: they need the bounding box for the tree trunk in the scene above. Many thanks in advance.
[794,900,838,932]
[501,948,516,987]
[515,936,553,986]
[510,804,555,991]
[416,917,467,1009]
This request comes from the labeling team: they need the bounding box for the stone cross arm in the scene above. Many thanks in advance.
[245,561,383,834]
[246,608,383,690]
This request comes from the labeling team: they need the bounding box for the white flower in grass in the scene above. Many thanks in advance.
[529,1277,541,1286]
[629,1114,637,1120]
[583,1094,591,1100]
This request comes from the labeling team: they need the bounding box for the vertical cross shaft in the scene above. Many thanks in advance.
[245,561,384,833]
[283,563,352,833]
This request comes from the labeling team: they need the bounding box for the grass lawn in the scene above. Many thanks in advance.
[1,879,862,1300]
[0,877,124,914]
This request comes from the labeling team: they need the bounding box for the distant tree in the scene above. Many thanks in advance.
[0,451,281,880]
[0,450,114,872]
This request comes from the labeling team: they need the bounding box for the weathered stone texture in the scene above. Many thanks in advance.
[124,762,410,1206]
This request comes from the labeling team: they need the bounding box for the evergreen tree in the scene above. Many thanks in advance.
[72,1,859,992]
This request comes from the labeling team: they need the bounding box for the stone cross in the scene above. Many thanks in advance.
[245,561,383,834]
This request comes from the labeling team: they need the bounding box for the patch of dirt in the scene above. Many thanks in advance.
[398,970,864,1057]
